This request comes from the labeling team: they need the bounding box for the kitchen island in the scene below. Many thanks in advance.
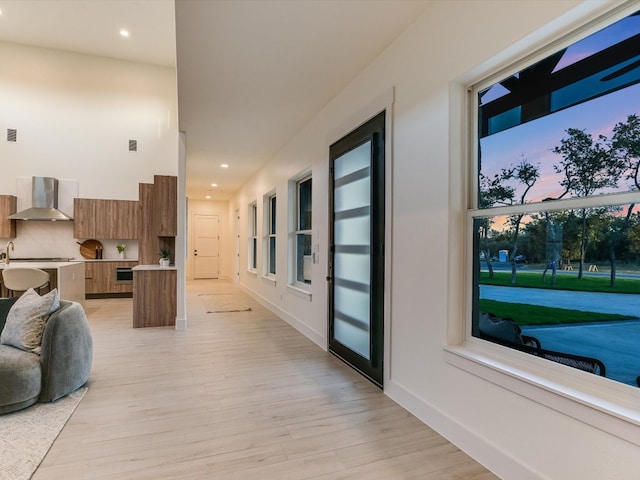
[0,261,85,306]
[132,264,176,328]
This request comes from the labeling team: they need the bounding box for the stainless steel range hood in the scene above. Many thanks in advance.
[8,177,73,221]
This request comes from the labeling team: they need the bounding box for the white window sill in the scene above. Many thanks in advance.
[444,343,640,447]
[261,275,276,286]
[286,284,312,301]
[246,269,257,277]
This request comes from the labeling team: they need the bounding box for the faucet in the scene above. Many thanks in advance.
[5,241,14,264]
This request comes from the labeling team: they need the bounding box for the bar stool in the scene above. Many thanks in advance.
[2,268,51,297]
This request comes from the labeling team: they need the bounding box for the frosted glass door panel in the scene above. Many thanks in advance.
[334,175,370,212]
[334,252,370,283]
[334,285,369,320]
[334,285,370,359]
[334,216,370,245]
[334,142,371,178]
[334,320,369,358]
[332,139,373,361]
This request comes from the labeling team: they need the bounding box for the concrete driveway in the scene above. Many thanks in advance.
[480,285,640,386]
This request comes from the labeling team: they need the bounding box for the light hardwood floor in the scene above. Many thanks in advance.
[34,279,499,479]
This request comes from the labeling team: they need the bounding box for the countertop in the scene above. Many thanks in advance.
[132,264,177,271]
[84,258,139,263]
[0,261,84,269]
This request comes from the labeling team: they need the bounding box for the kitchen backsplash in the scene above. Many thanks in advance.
[0,221,138,260]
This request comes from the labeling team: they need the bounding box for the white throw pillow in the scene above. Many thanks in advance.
[0,288,60,354]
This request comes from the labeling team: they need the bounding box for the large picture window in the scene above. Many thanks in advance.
[470,9,640,387]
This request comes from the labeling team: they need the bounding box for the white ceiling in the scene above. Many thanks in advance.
[0,0,176,67]
[0,0,432,200]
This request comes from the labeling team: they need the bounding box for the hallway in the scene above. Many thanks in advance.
[33,279,497,479]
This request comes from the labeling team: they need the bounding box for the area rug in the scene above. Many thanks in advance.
[0,387,87,480]
[199,293,253,313]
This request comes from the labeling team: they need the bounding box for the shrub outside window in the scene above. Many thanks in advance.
[470,9,640,387]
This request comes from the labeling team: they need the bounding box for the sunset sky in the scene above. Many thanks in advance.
[480,11,640,204]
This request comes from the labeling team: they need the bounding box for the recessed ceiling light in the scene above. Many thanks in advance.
[120,29,130,37]
[210,183,218,187]
[205,195,211,199]
[220,163,229,168]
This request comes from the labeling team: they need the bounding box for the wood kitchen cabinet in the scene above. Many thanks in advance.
[74,198,138,239]
[131,175,178,328]
[73,198,96,238]
[85,260,137,297]
[137,176,177,264]
[0,195,17,238]
[152,175,177,236]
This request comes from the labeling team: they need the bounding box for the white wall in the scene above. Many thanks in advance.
[230,1,640,478]
[0,42,178,259]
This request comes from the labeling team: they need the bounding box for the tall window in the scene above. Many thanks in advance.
[470,9,640,387]
[264,192,277,276]
[248,202,257,271]
[295,175,312,286]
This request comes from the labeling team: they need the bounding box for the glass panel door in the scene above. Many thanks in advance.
[328,111,385,386]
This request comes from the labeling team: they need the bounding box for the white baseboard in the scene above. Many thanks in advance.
[384,380,541,480]
[175,316,187,330]
[239,285,326,351]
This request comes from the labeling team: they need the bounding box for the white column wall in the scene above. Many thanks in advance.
[230,1,640,479]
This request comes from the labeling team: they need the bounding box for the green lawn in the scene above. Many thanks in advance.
[480,271,640,294]
[479,299,633,326]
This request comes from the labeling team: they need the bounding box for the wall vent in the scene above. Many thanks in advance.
[128,139,138,152]
[7,129,17,142]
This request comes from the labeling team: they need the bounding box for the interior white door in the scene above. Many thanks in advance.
[194,214,220,279]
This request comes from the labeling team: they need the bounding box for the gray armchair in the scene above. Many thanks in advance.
[0,299,93,414]
[39,301,93,402]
